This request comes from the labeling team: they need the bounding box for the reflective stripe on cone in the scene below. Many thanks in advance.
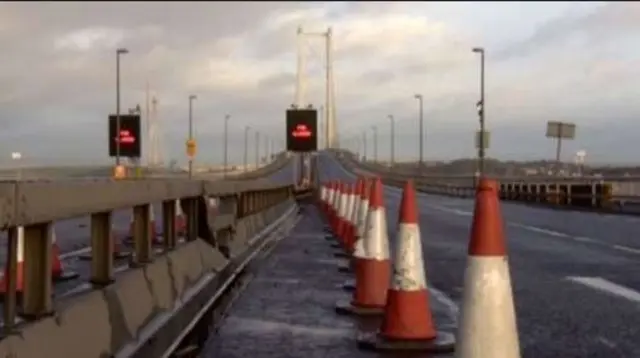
[454,179,520,358]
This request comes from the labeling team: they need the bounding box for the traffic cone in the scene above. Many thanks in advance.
[330,181,342,234]
[357,180,455,352]
[337,182,353,248]
[340,182,356,251]
[454,178,520,358]
[336,177,390,315]
[347,179,363,253]
[51,228,80,282]
[324,181,337,240]
[338,178,363,273]
[342,177,372,291]
[319,183,328,213]
[332,182,350,255]
[78,225,131,261]
[0,227,25,298]
[128,204,160,245]
[175,199,187,236]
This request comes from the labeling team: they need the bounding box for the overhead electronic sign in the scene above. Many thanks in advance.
[286,108,317,152]
[108,114,142,158]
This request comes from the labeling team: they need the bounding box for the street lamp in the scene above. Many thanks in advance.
[372,126,378,163]
[255,131,260,169]
[388,115,395,167]
[472,46,486,176]
[414,93,424,172]
[187,94,197,179]
[223,114,230,178]
[244,126,250,172]
[362,131,367,162]
[11,152,22,180]
[115,47,129,166]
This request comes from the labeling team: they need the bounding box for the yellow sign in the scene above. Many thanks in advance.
[186,139,197,158]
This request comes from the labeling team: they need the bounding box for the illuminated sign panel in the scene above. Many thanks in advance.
[286,109,317,152]
[108,114,142,157]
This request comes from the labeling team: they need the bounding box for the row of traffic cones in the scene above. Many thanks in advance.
[318,177,520,357]
[0,226,80,297]
[124,199,188,245]
[0,200,189,297]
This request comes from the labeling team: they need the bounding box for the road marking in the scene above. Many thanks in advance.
[59,246,91,260]
[509,223,569,238]
[567,276,640,303]
[613,245,640,255]
[572,236,599,244]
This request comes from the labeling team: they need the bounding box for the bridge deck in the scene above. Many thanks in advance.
[202,204,455,358]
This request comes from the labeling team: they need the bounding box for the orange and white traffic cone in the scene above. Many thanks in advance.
[319,183,326,210]
[336,183,355,257]
[454,178,520,358]
[324,182,336,238]
[342,177,372,291]
[128,204,160,245]
[358,180,455,352]
[175,199,187,236]
[347,178,363,253]
[338,182,355,248]
[51,228,80,282]
[79,223,131,261]
[338,178,363,273]
[330,181,343,235]
[336,177,391,315]
[0,227,25,299]
[332,182,348,251]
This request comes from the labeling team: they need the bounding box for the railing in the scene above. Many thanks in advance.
[332,149,640,214]
[0,154,298,357]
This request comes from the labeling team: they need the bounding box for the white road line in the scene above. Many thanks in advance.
[567,276,640,304]
[613,245,640,255]
[572,236,599,244]
[59,246,91,260]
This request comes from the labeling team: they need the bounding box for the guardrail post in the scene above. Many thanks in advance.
[3,227,19,334]
[185,197,199,241]
[90,212,114,286]
[162,200,177,249]
[21,223,53,320]
[132,204,152,266]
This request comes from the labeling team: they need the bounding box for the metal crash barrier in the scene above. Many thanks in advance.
[333,149,635,213]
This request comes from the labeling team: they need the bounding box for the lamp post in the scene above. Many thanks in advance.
[362,131,367,162]
[372,125,378,163]
[388,114,395,167]
[115,47,129,166]
[187,94,197,179]
[244,126,250,172]
[223,114,230,178]
[414,93,424,172]
[472,46,486,176]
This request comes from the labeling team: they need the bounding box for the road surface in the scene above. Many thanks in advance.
[316,152,640,357]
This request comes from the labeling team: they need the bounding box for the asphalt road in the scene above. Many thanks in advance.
[0,162,295,325]
[316,152,640,357]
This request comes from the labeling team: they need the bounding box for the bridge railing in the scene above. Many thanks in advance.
[332,149,640,213]
[0,154,295,338]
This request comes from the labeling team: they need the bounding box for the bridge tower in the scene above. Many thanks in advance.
[145,82,163,168]
[296,26,337,149]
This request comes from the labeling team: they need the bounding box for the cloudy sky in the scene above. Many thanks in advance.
[1,1,639,167]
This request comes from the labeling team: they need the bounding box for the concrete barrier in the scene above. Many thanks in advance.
[0,194,296,358]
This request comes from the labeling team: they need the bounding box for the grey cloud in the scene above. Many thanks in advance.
[494,3,640,61]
